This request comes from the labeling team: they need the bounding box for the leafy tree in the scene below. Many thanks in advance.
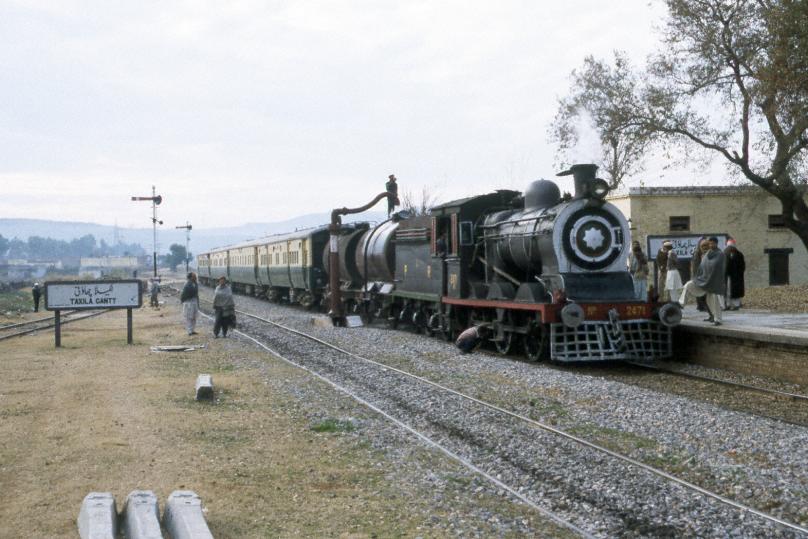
[550,51,655,188]
[0,234,8,257]
[165,244,190,271]
[553,0,808,248]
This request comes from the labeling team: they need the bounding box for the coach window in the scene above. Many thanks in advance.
[669,216,690,232]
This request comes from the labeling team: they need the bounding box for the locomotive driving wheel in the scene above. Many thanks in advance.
[494,311,515,355]
[523,322,549,362]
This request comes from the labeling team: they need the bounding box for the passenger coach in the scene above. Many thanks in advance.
[197,226,329,308]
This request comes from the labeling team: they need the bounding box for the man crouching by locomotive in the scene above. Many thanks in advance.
[455,326,490,354]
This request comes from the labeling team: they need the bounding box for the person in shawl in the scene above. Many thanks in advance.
[213,276,236,338]
[663,241,683,302]
[628,241,649,300]
[724,239,745,310]
[180,272,199,335]
[655,242,669,301]
[690,238,710,312]
[679,237,727,325]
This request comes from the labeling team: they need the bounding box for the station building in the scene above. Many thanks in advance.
[608,186,808,289]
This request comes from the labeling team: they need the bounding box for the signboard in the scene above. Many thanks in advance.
[45,280,142,310]
[646,234,728,261]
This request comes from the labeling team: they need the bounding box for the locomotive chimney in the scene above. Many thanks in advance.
[556,163,599,199]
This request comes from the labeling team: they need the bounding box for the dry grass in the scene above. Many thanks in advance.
[0,303,554,538]
[743,285,808,313]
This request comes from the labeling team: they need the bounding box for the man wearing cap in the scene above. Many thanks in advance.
[724,239,745,310]
[385,174,399,216]
[679,236,726,325]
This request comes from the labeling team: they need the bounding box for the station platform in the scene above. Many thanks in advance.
[676,308,808,385]
[681,308,808,346]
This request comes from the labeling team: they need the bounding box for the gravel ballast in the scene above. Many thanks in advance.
[196,288,808,537]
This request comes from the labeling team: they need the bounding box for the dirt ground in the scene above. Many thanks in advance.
[0,301,548,538]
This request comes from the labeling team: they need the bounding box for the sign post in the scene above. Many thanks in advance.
[55,310,61,348]
[45,280,143,348]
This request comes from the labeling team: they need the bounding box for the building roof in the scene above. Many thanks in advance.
[610,185,760,198]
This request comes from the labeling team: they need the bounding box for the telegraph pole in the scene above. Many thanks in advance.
[131,187,163,278]
[175,222,192,273]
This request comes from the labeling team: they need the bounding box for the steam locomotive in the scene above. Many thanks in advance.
[197,164,682,362]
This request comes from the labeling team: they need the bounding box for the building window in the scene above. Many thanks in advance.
[765,248,792,285]
[768,214,787,229]
[669,216,690,232]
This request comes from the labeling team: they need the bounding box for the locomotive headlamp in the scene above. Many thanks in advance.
[657,302,683,328]
[560,303,585,329]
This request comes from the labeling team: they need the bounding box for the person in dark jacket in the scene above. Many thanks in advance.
[212,277,236,338]
[149,279,161,309]
[655,244,669,301]
[386,174,399,216]
[679,237,727,325]
[724,239,746,310]
[180,272,199,335]
[690,238,710,312]
[32,282,42,312]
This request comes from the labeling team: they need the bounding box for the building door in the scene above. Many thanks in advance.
[767,249,791,285]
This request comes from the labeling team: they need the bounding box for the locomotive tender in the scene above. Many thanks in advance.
[197,164,682,362]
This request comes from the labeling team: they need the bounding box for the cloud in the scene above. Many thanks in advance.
[1,1,677,227]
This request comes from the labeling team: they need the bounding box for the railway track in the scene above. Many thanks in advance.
[0,310,110,342]
[623,360,808,402]
[189,294,807,537]
[531,359,808,428]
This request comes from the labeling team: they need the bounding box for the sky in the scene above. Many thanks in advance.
[0,0,716,229]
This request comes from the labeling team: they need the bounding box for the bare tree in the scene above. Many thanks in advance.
[553,0,808,249]
[400,185,441,216]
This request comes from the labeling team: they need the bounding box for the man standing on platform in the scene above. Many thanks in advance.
[656,242,669,301]
[724,239,746,310]
[679,236,726,325]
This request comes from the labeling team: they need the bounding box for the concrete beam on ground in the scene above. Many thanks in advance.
[163,490,214,539]
[195,374,214,401]
[77,492,118,539]
[122,490,163,539]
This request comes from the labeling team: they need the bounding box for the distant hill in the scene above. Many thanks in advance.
[0,211,388,256]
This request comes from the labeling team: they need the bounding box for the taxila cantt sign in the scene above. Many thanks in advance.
[45,280,142,310]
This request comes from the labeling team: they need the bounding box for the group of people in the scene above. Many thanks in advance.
[628,236,746,326]
[179,272,237,338]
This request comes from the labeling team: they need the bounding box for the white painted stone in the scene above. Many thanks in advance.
[77,492,118,539]
[163,491,214,539]
[122,490,163,539]
[195,374,214,401]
